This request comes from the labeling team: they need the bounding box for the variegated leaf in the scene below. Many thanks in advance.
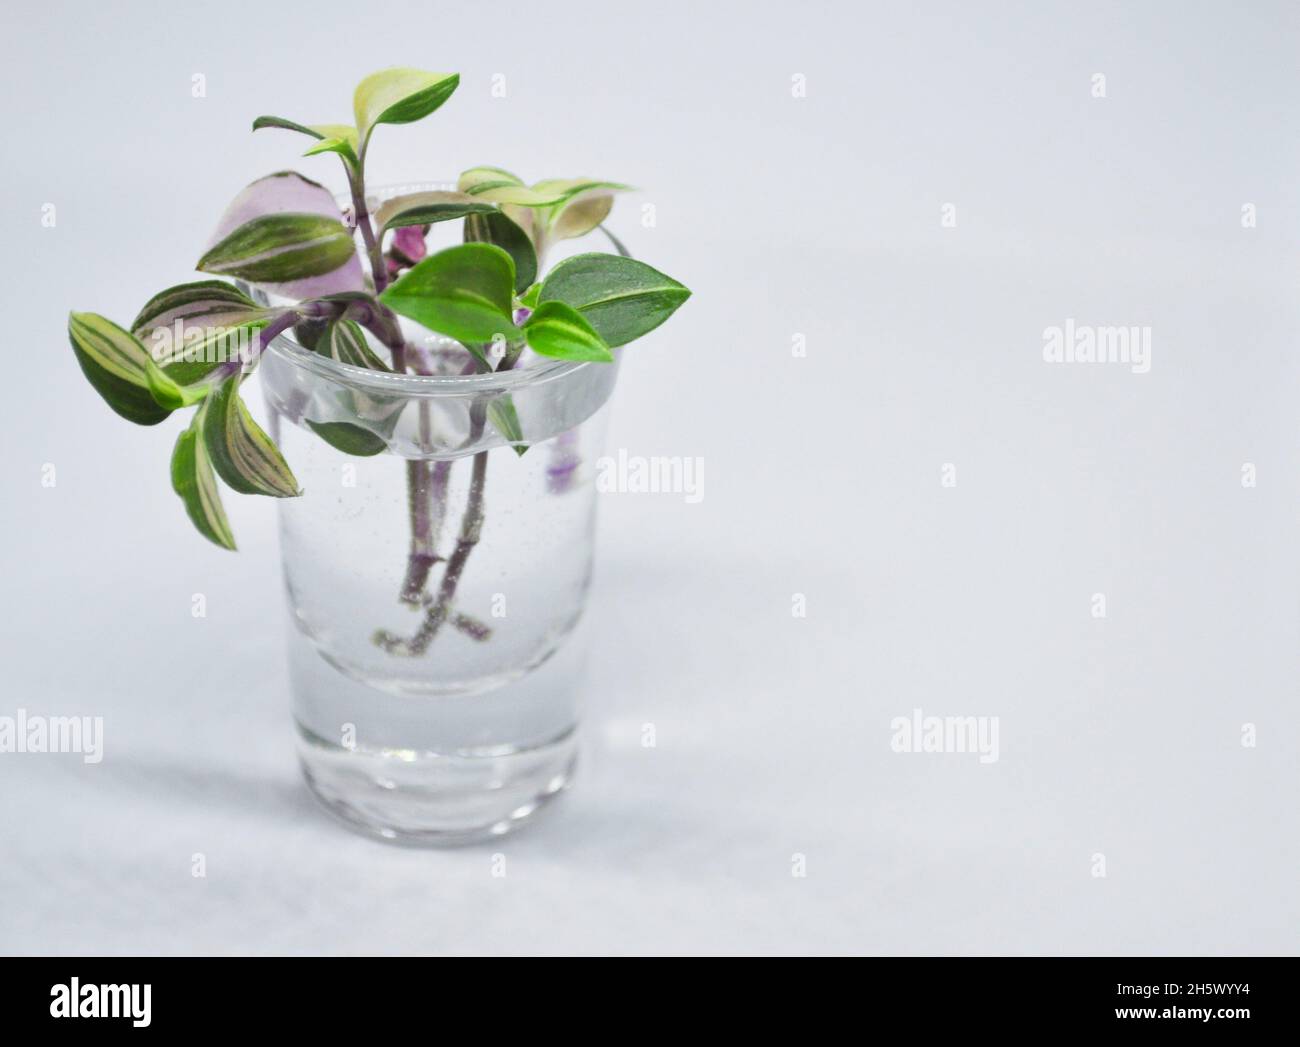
[67,312,171,425]
[197,213,356,284]
[374,191,496,234]
[522,300,613,362]
[322,318,391,371]
[203,172,365,299]
[354,69,459,146]
[550,192,616,241]
[132,281,273,385]
[202,377,301,498]
[458,166,525,192]
[171,404,237,550]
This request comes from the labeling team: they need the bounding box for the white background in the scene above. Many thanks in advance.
[1,0,1297,954]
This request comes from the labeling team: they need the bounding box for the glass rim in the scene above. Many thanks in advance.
[267,332,594,398]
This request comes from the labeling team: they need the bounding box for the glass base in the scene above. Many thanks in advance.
[297,725,577,845]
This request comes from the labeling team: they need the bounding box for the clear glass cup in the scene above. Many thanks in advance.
[259,326,618,843]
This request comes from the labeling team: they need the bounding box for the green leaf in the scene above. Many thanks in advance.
[197,213,356,284]
[518,283,541,309]
[144,358,207,410]
[322,318,391,371]
[487,395,529,456]
[171,404,236,550]
[522,300,613,362]
[253,117,359,166]
[354,69,458,146]
[305,420,388,457]
[302,135,359,166]
[538,253,690,348]
[132,281,273,385]
[67,312,171,426]
[379,243,522,344]
[203,377,301,497]
[374,191,497,235]
[464,210,537,293]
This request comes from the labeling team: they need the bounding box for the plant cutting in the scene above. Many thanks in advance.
[68,67,691,843]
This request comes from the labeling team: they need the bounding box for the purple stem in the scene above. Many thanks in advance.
[214,310,299,383]
[349,170,388,295]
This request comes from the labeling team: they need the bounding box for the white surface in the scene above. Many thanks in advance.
[1,0,1297,954]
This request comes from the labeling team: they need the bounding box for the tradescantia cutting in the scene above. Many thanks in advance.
[68,67,690,655]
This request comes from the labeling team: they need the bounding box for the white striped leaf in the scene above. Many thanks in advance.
[322,318,391,371]
[202,173,365,299]
[522,300,613,362]
[171,404,237,550]
[374,191,496,234]
[132,281,273,385]
[67,312,171,425]
[202,377,301,498]
[354,69,458,147]
[197,213,356,284]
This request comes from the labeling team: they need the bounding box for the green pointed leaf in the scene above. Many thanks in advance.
[305,420,388,457]
[132,281,273,385]
[197,213,356,284]
[538,253,690,348]
[67,312,171,425]
[302,135,359,166]
[487,395,529,456]
[253,117,359,165]
[203,377,301,497]
[171,405,237,550]
[522,300,613,362]
[322,318,391,371]
[144,358,207,410]
[518,283,541,309]
[354,69,459,145]
[464,210,536,292]
[374,191,497,235]
[379,243,521,344]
